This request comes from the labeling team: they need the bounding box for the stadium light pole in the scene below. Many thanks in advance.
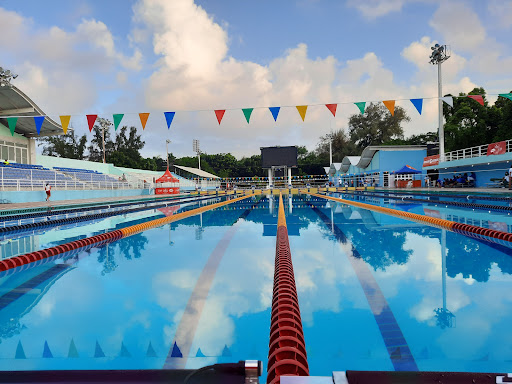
[166,139,171,170]
[98,118,112,164]
[193,139,201,170]
[0,67,18,87]
[429,43,450,162]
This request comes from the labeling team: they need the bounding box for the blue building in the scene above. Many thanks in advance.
[326,145,427,187]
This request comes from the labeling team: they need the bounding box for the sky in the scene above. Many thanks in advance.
[1,0,511,159]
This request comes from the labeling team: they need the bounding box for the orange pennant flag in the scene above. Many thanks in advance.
[139,113,150,129]
[296,105,308,122]
[60,115,71,134]
[383,100,395,116]
[325,104,337,117]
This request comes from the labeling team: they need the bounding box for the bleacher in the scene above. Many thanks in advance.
[0,162,132,190]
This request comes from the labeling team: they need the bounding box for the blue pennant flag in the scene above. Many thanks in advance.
[171,342,183,358]
[43,340,53,358]
[269,107,280,122]
[196,348,206,357]
[164,112,175,129]
[410,98,423,115]
[146,342,157,357]
[94,341,105,358]
[120,342,131,358]
[15,341,26,359]
[34,116,45,135]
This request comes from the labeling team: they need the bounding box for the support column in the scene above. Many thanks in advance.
[287,167,292,187]
[268,168,273,188]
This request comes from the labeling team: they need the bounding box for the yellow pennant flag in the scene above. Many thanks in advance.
[139,113,150,130]
[383,100,395,116]
[296,105,308,122]
[60,115,71,134]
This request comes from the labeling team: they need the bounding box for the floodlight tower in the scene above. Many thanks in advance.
[429,44,450,162]
[166,139,171,170]
[0,67,18,87]
[193,139,201,170]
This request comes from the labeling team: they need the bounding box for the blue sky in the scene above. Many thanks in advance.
[1,0,511,158]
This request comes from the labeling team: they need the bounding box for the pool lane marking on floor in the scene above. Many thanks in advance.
[0,194,256,273]
[307,192,512,247]
[312,206,418,372]
[163,201,260,369]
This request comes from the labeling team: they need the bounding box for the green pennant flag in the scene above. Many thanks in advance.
[7,117,18,136]
[354,102,366,114]
[499,93,512,101]
[242,108,253,124]
[113,114,124,130]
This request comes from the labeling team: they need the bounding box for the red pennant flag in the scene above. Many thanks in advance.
[467,95,484,106]
[215,110,225,125]
[325,104,337,117]
[86,115,98,132]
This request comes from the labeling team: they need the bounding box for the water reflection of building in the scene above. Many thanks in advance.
[434,229,455,329]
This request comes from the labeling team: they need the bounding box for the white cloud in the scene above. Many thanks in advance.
[346,0,408,19]
[488,0,512,29]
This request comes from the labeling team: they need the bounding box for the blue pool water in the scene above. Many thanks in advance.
[1,193,512,377]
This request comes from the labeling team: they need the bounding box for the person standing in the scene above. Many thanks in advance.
[509,164,512,190]
[45,183,51,201]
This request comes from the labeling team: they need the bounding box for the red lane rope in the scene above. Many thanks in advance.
[267,194,309,384]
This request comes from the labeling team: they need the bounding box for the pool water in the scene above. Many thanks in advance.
[0,194,511,377]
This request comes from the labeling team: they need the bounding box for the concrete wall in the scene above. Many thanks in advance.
[0,188,151,204]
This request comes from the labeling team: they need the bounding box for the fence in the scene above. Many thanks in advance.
[443,139,512,162]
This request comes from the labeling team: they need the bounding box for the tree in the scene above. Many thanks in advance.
[348,102,410,150]
[316,129,356,162]
[88,118,115,162]
[38,130,87,159]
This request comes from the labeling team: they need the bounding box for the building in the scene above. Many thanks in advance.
[326,145,427,187]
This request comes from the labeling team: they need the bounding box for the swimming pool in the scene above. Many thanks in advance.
[0,192,511,378]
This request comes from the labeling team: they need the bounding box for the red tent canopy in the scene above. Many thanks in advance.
[156,168,179,183]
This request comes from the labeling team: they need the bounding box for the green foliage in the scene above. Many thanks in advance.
[348,102,410,150]
[38,130,87,159]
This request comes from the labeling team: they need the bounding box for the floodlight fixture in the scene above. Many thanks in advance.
[0,66,18,87]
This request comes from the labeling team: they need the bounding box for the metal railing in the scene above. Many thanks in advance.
[443,139,512,162]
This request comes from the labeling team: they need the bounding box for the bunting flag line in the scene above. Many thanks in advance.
[269,107,280,122]
[355,102,366,114]
[139,113,150,130]
[296,105,308,122]
[441,96,453,107]
[33,116,45,135]
[410,98,423,115]
[86,115,97,132]
[215,110,225,125]
[499,93,512,101]
[7,117,17,136]
[468,95,484,106]
[60,115,71,134]
[242,108,253,124]
[325,104,337,117]
[164,112,175,129]
[113,114,124,131]
[382,100,395,116]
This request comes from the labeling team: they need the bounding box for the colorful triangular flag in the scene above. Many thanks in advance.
[499,93,512,101]
[222,345,232,357]
[171,341,183,358]
[146,342,157,357]
[7,117,17,136]
[214,110,225,125]
[34,116,45,135]
[60,115,71,134]
[139,113,150,129]
[410,99,423,115]
[196,348,206,357]
[42,340,53,358]
[15,341,26,359]
[94,341,105,358]
[269,107,280,121]
[120,342,131,358]
[242,108,253,124]
[441,96,453,107]
[354,102,366,114]
[113,114,124,131]
[68,338,79,358]
[296,105,308,122]
[383,100,395,116]
[86,115,97,132]
[325,104,337,117]
[467,95,484,106]
[164,112,175,129]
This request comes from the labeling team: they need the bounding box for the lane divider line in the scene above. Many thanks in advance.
[163,204,258,369]
[267,194,309,384]
[307,192,512,247]
[0,194,255,273]
[312,206,418,371]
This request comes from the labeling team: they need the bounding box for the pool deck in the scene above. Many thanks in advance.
[0,194,181,211]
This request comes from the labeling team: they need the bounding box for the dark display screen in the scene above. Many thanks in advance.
[261,146,298,168]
